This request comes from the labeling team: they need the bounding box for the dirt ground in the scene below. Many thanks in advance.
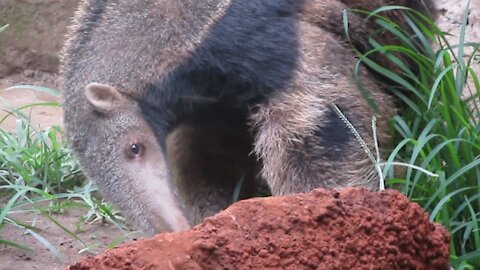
[0,0,478,269]
[0,72,63,131]
[0,0,75,132]
[0,208,142,270]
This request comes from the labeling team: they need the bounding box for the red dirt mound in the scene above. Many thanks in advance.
[67,188,450,270]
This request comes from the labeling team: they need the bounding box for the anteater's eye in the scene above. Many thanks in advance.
[125,143,144,159]
[131,144,141,155]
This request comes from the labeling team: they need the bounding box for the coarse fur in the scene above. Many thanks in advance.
[61,0,436,234]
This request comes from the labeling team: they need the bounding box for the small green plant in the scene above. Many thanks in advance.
[345,4,480,269]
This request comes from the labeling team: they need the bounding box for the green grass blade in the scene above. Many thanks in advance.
[0,24,8,33]
[429,187,472,221]
[3,85,60,97]
[0,238,31,251]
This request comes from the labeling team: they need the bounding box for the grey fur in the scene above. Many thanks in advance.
[61,0,435,234]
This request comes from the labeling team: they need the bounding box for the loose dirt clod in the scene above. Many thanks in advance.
[67,188,450,270]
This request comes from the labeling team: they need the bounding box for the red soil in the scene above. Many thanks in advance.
[67,188,450,270]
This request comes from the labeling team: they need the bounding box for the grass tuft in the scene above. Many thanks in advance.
[345,4,480,268]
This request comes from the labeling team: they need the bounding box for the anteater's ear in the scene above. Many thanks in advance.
[85,83,123,113]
